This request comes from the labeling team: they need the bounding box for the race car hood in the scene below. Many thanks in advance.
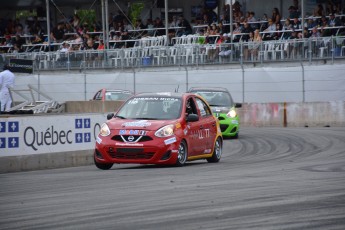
[107,119,176,131]
[210,106,232,114]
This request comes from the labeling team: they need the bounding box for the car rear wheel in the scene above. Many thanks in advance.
[207,137,222,163]
[175,140,187,167]
[94,155,113,170]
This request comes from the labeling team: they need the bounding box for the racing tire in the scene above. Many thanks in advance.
[207,137,222,163]
[175,140,188,167]
[94,155,113,170]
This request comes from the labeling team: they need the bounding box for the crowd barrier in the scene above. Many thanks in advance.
[2,35,345,71]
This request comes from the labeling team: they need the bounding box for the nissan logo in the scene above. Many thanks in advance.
[127,136,135,142]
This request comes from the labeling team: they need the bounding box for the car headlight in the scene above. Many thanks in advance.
[155,124,174,137]
[99,123,110,136]
[227,109,237,118]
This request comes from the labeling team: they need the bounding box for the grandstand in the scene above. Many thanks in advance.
[1,0,345,71]
[1,0,345,104]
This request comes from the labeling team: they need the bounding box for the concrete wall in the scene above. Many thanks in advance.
[1,100,344,173]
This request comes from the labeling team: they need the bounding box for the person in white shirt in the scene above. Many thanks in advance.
[0,64,15,111]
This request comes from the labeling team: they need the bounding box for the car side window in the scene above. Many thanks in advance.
[186,97,198,115]
[94,90,102,100]
[195,98,212,117]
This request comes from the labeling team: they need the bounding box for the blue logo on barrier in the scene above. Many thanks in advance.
[8,122,19,132]
[0,122,6,132]
[0,137,5,148]
[8,137,19,148]
[84,132,91,142]
[75,119,83,129]
[84,119,91,128]
[75,133,83,143]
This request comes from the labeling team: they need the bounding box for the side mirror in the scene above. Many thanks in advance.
[186,113,199,122]
[235,103,242,108]
[107,113,114,120]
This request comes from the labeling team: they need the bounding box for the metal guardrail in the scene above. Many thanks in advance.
[1,36,345,71]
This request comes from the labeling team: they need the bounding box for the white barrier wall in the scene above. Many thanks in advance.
[0,114,106,157]
[13,63,345,104]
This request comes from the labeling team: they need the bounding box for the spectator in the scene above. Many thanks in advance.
[288,6,300,19]
[314,4,325,17]
[241,22,254,42]
[146,19,155,37]
[219,33,232,57]
[310,26,321,38]
[177,16,192,37]
[305,16,317,30]
[12,43,24,53]
[292,17,302,31]
[272,23,283,40]
[328,13,342,35]
[72,14,81,28]
[51,22,65,43]
[263,18,276,40]
[154,17,165,36]
[244,31,254,60]
[271,8,281,25]
[282,19,293,39]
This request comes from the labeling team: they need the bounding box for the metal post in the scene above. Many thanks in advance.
[229,0,233,43]
[46,0,51,52]
[105,0,109,50]
[165,0,169,46]
[301,0,304,39]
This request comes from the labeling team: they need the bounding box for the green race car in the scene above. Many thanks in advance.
[188,87,242,138]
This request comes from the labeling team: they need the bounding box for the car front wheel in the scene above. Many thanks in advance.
[207,137,222,163]
[175,140,188,167]
[94,155,113,170]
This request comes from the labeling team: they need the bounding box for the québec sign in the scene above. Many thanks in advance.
[0,114,105,156]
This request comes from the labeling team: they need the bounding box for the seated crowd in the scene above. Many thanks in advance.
[0,0,344,58]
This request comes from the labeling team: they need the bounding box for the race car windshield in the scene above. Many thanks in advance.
[117,97,182,120]
[194,91,233,107]
[105,91,132,100]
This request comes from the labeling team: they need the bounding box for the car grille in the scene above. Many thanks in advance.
[108,148,154,159]
[111,135,153,142]
[219,124,228,132]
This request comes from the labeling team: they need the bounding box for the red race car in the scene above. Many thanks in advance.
[92,89,133,101]
[94,92,223,169]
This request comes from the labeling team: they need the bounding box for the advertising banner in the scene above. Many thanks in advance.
[0,114,107,156]
[9,59,33,74]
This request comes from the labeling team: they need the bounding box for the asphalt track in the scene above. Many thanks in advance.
[1,127,345,230]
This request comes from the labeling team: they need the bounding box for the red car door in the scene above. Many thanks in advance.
[184,96,204,155]
[194,97,217,155]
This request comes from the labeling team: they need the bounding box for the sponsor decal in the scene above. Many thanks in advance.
[190,129,210,140]
[123,120,151,127]
[204,149,212,154]
[164,136,177,145]
[129,130,139,135]
[171,150,178,153]
[231,120,239,124]
[175,123,181,129]
[96,136,102,144]
[183,128,188,135]
[119,130,147,135]
[115,143,144,146]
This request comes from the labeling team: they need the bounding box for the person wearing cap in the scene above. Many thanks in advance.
[0,64,15,112]
[327,13,340,36]
[219,33,232,57]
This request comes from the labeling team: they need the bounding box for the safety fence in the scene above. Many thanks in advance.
[1,35,345,71]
